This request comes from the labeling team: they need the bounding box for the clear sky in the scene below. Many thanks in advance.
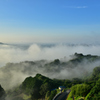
[0,0,100,44]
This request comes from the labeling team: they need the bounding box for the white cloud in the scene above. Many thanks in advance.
[0,43,100,67]
[75,6,88,8]
[1,43,100,90]
[64,6,88,9]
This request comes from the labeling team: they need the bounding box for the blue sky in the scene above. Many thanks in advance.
[0,0,100,43]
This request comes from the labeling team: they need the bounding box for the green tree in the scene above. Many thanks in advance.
[40,82,51,98]
[64,79,71,88]
[48,90,57,100]
[54,59,60,65]
[70,84,90,98]
[85,79,100,100]
[45,91,51,100]
[92,66,100,80]
[31,79,42,100]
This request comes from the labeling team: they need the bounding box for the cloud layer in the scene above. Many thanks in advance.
[0,43,100,90]
[0,43,100,67]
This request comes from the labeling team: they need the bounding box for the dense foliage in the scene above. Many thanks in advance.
[85,79,100,100]
[70,84,91,97]
[21,74,72,100]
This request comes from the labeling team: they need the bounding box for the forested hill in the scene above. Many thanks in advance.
[5,73,82,100]
[69,53,100,64]
[0,53,100,90]
[4,65,100,100]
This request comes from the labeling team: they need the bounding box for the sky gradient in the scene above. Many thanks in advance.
[0,0,100,44]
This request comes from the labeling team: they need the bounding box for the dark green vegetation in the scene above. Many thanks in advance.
[5,65,100,100]
[1,53,100,100]
[0,85,6,100]
[6,73,73,100]
[68,65,100,100]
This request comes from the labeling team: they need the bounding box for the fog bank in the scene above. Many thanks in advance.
[0,43,100,67]
[0,43,100,90]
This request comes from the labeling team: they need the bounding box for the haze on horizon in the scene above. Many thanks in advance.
[0,0,100,44]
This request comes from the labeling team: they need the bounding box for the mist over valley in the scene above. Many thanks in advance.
[0,43,100,91]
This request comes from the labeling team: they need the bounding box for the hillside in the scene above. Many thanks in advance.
[0,53,100,90]
[5,65,100,100]
[6,74,71,100]
[0,53,100,99]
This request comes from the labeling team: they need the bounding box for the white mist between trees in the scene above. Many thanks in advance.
[0,43,100,90]
[0,43,100,67]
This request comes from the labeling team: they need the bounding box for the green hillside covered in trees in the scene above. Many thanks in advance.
[1,53,100,100]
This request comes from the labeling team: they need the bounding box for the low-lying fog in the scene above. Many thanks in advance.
[0,43,100,90]
[0,43,100,67]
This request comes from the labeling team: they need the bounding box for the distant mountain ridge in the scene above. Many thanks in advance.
[0,42,4,44]
[0,53,100,90]
[0,53,100,100]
